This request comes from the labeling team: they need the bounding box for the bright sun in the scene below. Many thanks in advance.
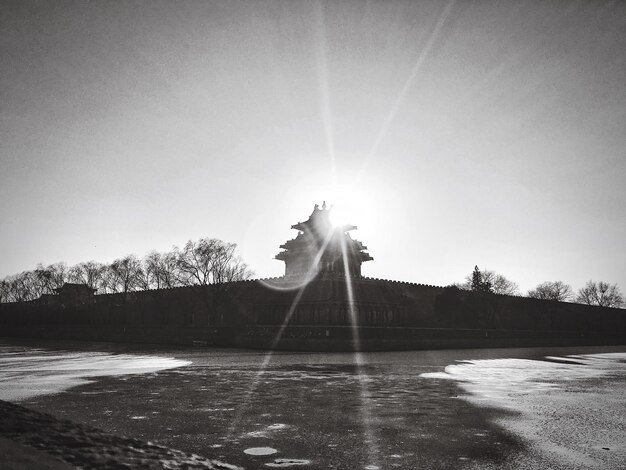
[287,175,393,259]
[318,184,374,231]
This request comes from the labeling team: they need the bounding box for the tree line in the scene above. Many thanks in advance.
[0,238,254,303]
[1,252,623,309]
[462,265,624,308]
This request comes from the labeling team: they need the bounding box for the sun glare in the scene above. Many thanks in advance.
[328,204,350,229]
[321,184,373,231]
[282,174,398,280]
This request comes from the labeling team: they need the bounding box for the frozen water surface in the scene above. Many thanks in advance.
[0,345,191,401]
[2,342,625,469]
[421,353,626,468]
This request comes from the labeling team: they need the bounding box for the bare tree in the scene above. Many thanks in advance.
[6,272,38,302]
[175,238,253,286]
[143,251,182,289]
[211,241,239,284]
[48,262,68,290]
[0,237,253,302]
[32,265,50,297]
[176,239,216,285]
[68,261,106,292]
[28,268,46,299]
[33,263,68,296]
[0,278,12,303]
[461,266,519,295]
[176,238,220,285]
[528,281,573,301]
[98,265,119,294]
[575,281,624,308]
[484,271,519,295]
[107,255,144,294]
[223,256,254,282]
[142,251,161,289]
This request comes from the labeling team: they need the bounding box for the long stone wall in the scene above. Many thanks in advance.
[0,277,624,350]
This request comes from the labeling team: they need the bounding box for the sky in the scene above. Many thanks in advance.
[1,0,625,294]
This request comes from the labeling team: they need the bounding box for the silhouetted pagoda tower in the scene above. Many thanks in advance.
[275,202,373,278]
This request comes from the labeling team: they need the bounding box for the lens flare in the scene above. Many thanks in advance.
[339,234,380,468]
[226,228,336,439]
[257,274,317,292]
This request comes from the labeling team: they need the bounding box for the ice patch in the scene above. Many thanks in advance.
[244,423,290,439]
[0,345,192,402]
[267,423,287,430]
[420,352,626,468]
[244,447,277,456]
[420,353,626,408]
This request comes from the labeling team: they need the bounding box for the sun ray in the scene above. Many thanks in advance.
[354,0,456,185]
[339,234,380,469]
[225,228,336,439]
[314,0,337,186]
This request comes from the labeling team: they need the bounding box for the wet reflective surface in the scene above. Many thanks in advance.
[1,341,624,469]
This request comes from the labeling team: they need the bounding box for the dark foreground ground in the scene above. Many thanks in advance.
[1,339,624,469]
[0,399,240,469]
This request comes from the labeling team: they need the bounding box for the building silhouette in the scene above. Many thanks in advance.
[275,202,373,278]
[1,204,626,350]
